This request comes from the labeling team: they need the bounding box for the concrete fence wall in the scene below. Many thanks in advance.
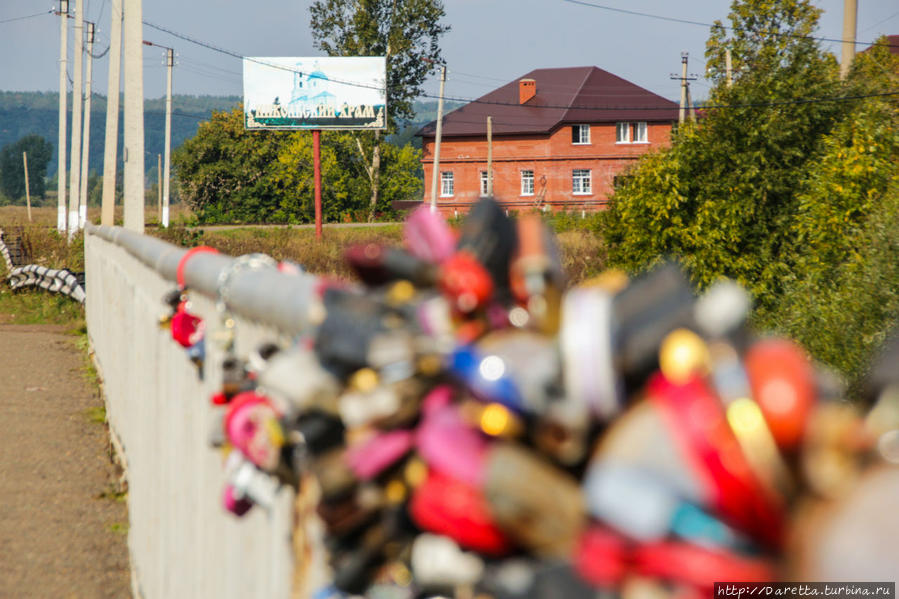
[85,227,305,599]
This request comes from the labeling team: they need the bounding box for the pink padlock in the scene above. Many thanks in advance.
[416,386,488,487]
[224,391,284,472]
[222,484,252,516]
[404,204,456,264]
[344,429,415,481]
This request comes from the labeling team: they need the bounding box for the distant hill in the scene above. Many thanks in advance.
[0,92,463,180]
[0,92,240,180]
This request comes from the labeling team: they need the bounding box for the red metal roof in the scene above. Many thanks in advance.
[418,66,679,138]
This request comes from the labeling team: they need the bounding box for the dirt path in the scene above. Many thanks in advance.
[0,325,131,599]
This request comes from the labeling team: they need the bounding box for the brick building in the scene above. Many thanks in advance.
[417,66,679,214]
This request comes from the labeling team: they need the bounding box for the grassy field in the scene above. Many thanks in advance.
[0,205,607,326]
[153,221,607,284]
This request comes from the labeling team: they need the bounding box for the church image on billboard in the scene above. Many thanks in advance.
[243,56,387,130]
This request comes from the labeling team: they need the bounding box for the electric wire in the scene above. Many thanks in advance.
[560,0,899,49]
[140,18,899,114]
[0,9,53,24]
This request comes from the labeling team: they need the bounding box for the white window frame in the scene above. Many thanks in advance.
[617,121,649,144]
[572,169,592,195]
[479,171,489,197]
[572,124,591,145]
[440,171,454,197]
[632,121,648,143]
[521,170,534,196]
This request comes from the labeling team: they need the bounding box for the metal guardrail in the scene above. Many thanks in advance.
[86,223,321,335]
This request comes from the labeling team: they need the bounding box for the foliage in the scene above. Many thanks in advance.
[174,108,291,223]
[755,42,899,390]
[0,135,53,199]
[309,0,449,219]
[309,0,449,126]
[174,107,423,223]
[605,0,845,305]
[604,3,899,387]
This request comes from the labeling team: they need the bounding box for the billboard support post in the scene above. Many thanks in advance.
[313,129,322,240]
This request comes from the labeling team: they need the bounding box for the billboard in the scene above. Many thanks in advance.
[243,56,387,130]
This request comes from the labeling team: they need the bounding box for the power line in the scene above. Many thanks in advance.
[0,10,52,25]
[560,0,899,50]
[141,18,899,114]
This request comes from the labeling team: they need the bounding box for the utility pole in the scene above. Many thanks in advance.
[23,153,32,222]
[670,52,698,125]
[163,47,174,227]
[157,153,162,222]
[57,0,68,233]
[78,20,94,229]
[429,64,446,212]
[486,116,493,197]
[840,0,857,80]
[123,0,145,233]
[69,0,84,237]
[686,84,696,122]
[101,0,122,226]
[725,48,733,87]
[100,0,122,227]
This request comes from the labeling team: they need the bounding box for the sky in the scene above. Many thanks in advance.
[1,0,897,106]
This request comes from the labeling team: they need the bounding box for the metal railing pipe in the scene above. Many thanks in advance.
[86,223,322,335]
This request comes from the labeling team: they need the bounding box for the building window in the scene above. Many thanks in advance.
[521,170,534,196]
[571,124,590,144]
[440,171,454,197]
[480,171,489,197]
[572,169,591,195]
[617,122,648,143]
[632,121,648,142]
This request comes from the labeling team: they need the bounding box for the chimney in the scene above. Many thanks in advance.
[519,78,536,104]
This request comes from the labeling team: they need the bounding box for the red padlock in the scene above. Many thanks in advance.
[408,468,512,556]
[647,374,785,549]
[438,251,494,314]
[744,337,815,451]
[573,526,629,589]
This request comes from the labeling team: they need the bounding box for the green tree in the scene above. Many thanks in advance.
[755,39,899,389]
[605,0,845,306]
[0,135,53,199]
[174,106,424,223]
[309,0,449,220]
[173,107,291,223]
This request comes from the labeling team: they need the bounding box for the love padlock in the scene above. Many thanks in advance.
[403,204,456,265]
[409,467,512,556]
[483,443,586,558]
[455,197,517,300]
[224,391,285,472]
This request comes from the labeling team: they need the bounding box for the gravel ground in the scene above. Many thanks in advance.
[0,325,131,598]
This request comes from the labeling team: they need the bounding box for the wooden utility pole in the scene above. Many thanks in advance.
[23,153,32,222]
[101,0,122,226]
[486,116,493,197]
[69,0,84,236]
[840,0,857,80]
[78,20,95,229]
[57,0,68,233]
[313,130,322,240]
[429,64,446,212]
[162,47,174,227]
[123,0,145,233]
